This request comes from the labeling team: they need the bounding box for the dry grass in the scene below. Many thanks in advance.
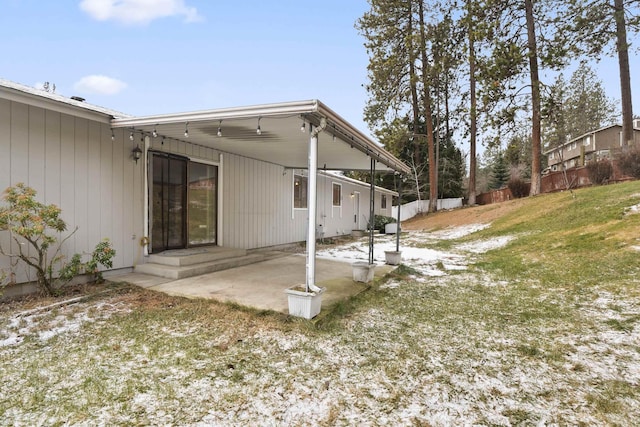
[1,181,640,425]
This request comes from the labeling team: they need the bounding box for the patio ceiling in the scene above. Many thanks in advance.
[110,99,410,174]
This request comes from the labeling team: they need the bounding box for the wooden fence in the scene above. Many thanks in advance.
[476,160,632,205]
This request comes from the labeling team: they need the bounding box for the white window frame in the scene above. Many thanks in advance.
[332,182,342,218]
[293,173,308,210]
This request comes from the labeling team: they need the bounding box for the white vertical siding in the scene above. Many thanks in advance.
[0,98,141,284]
[221,154,307,249]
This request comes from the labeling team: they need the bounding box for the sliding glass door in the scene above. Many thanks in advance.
[187,162,217,246]
[149,153,218,253]
[150,153,188,253]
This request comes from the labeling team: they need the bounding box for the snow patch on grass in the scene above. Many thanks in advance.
[4,223,639,425]
[0,298,130,348]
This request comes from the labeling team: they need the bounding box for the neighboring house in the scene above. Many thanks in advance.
[545,120,640,172]
[0,79,408,285]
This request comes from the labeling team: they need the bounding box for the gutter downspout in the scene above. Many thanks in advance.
[305,117,327,293]
[368,157,376,265]
[396,174,402,252]
[143,135,150,257]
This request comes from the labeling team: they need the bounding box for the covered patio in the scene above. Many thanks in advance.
[112,251,395,315]
[111,99,409,316]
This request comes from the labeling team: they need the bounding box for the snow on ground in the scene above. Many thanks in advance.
[317,224,507,276]
[3,223,639,425]
[0,298,131,348]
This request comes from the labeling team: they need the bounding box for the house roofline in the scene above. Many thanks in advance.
[543,123,623,154]
[0,78,130,122]
[320,171,398,196]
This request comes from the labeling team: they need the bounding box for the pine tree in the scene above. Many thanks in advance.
[489,153,509,190]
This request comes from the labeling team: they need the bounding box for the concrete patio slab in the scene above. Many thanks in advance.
[111,253,394,314]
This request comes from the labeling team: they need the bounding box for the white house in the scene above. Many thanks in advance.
[0,79,408,289]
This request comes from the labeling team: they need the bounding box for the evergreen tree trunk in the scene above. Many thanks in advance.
[614,0,634,146]
[419,0,438,213]
[525,0,542,196]
[407,1,422,185]
[467,0,477,205]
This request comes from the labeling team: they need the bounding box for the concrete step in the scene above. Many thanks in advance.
[148,248,247,267]
[134,252,285,280]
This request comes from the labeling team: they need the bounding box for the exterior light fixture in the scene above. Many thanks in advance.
[300,121,306,133]
[132,145,142,164]
[152,126,158,138]
[217,120,222,137]
[111,129,115,141]
[184,122,189,138]
[256,117,262,135]
[129,131,134,141]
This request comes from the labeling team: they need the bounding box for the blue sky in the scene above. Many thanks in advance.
[0,0,372,131]
[0,0,637,145]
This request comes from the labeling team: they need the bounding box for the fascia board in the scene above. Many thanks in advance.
[1,85,122,123]
[111,100,320,127]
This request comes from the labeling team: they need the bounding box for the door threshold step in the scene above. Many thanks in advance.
[134,252,284,280]
[148,247,247,266]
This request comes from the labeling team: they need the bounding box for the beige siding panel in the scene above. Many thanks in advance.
[0,98,11,191]
[28,106,46,195]
[73,117,89,259]
[222,153,308,249]
[110,128,125,268]
[86,121,102,248]
[0,99,10,274]
[60,114,76,253]
[99,124,113,243]
[10,102,29,185]
[44,110,62,206]
[1,102,142,285]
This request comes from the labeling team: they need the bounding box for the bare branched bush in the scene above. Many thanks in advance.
[507,178,529,199]
[618,147,640,179]
[586,159,613,185]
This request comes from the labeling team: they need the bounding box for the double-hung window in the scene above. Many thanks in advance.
[294,174,308,209]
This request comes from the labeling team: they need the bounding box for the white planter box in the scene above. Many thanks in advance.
[352,261,376,283]
[384,250,402,265]
[351,229,366,238]
[285,286,326,319]
[384,223,399,234]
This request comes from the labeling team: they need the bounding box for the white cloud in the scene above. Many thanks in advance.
[73,75,127,95]
[79,0,202,25]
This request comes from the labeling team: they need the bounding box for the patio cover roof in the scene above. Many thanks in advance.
[110,99,410,174]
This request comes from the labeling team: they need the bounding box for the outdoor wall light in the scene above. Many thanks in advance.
[300,121,306,133]
[132,145,142,164]
[184,122,189,138]
[152,125,158,138]
[256,117,262,135]
[111,129,115,141]
[129,131,134,141]
[350,192,355,198]
[217,120,222,137]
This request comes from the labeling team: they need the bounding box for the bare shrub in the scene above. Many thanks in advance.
[618,147,640,179]
[586,159,613,185]
[507,178,529,199]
